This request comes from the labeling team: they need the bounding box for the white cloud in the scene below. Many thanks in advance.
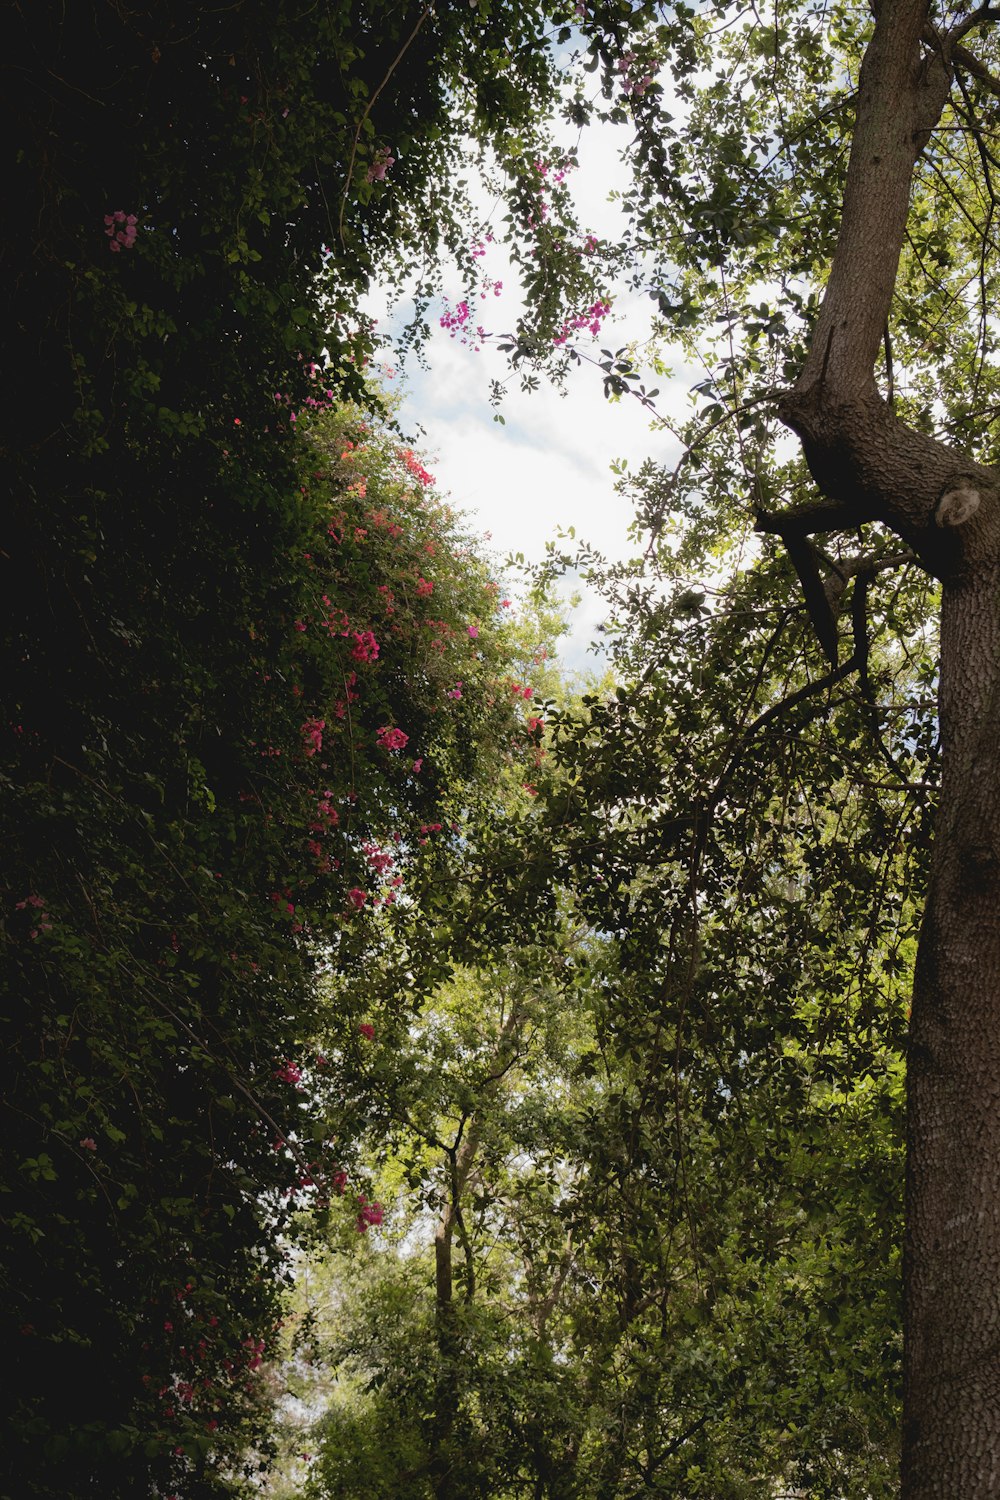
[363,107,700,671]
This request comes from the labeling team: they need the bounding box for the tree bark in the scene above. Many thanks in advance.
[769,0,1000,1490]
[430,1118,481,1500]
[904,571,1000,1495]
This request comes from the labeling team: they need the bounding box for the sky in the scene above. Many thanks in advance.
[367,109,696,674]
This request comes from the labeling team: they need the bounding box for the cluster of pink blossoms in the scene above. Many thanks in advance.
[350,629,379,663]
[356,1196,384,1232]
[399,447,435,487]
[242,1336,266,1372]
[301,717,325,757]
[618,53,656,96]
[362,841,395,874]
[15,893,51,938]
[439,297,488,351]
[366,147,395,183]
[554,299,612,346]
[273,1060,303,1087]
[376,725,409,751]
[104,210,137,251]
[311,792,339,831]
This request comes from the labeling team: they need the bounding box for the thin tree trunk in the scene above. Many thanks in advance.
[430,1119,481,1500]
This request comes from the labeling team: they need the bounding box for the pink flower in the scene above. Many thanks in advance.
[347,887,367,910]
[104,210,137,250]
[350,629,380,663]
[447,682,463,700]
[358,1023,375,1040]
[415,577,434,597]
[376,725,409,751]
[526,716,544,734]
[467,625,479,639]
[274,1060,303,1086]
[366,147,395,183]
[440,299,471,335]
[412,758,423,774]
[500,599,511,608]
[79,1137,97,1151]
[355,1197,384,1232]
[301,717,325,756]
[399,448,434,486]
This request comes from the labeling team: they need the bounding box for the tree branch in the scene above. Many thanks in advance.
[950,42,1000,99]
[947,5,1000,44]
[755,498,864,539]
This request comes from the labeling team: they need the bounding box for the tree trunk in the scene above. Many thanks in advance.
[769,0,1000,1488]
[905,571,1000,1495]
[430,1117,482,1500]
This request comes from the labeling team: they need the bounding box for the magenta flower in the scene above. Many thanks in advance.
[376,725,409,751]
[104,210,138,251]
[355,1196,384,1232]
[350,629,380,663]
[301,717,325,756]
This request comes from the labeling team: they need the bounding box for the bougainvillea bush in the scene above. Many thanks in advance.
[1,3,667,1493]
[1,394,538,1498]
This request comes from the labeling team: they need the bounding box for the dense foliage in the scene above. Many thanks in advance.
[3,375,547,1494]
[7,0,997,1493]
[264,509,936,1497]
[2,2,625,1492]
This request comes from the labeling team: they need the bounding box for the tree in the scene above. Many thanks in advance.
[518,1,1000,1488]
[10,0,1000,1491]
[265,575,924,1497]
